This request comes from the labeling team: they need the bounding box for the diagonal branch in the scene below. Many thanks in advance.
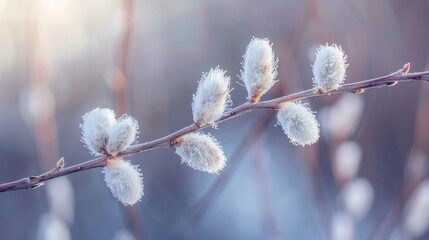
[1,63,428,193]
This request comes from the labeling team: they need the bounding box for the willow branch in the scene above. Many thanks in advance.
[1,63,428,193]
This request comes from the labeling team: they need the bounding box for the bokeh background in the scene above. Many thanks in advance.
[1,0,429,239]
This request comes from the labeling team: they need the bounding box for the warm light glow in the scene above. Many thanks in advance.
[31,0,121,71]
[0,0,6,10]
[40,0,67,12]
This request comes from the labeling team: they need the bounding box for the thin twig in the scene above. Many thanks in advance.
[1,64,428,192]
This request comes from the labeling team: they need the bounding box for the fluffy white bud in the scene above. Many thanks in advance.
[331,211,354,240]
[241,37,278,102]
[106,116,139,156]
[46,177,75,224]
[175,133,226,174]
[341,178,374,219]
[405,149,427,184]
[328,94,364,138]
[114,229,136,240]
[312,44,348,92]
[192,67,231,126]
[403,180,429,238]
[334,141,362,182]
[102,160,144,206]
[277,102,320,146]
[81,108,116,155]
[36,213,71,240]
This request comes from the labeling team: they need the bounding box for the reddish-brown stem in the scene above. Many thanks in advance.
[1,64,428,193]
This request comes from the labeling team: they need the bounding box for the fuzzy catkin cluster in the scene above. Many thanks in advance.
[274,43,349,145]
[177,40,350,172]
[312,44,348,92]
[241,37,278,102]
[81,108,138,156]
[184,66,231,173]
[192,67,231,127]
[277,102,320,146]
[106,116,139,156]
[81,108,143,205]
[102,160,144,206]
[79,40,351,206]
[81,108,116,156]
[175,133,226,174]
[183,38,279,172]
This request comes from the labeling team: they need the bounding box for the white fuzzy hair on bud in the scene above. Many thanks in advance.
[241,37,278,102]
[192,67,231,127]
[106,116,139,156]
[312,44,348,92]
[103,159,144,206]
[277,102,320,146]
[81,108,116,155]
[175,132,226,174]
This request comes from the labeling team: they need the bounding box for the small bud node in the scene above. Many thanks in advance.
[32,182,45,189]
[170,136,185,147]
[402,63,411,73]
[250,95,261,103]
[56,158,65,171]
[386,81,398,87]
[355,89,365,94]
[106,157,122,166]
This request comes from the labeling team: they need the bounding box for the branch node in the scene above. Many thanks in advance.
[250,93,262,103]
[386,81,398,87]
[56,157,65,171]
[171,136,185,147]
[402,63,411,73]
[31,182,44,189]
[106,157,121,166]
[29,176,38,182]
[315,88,326,95]
[355,89,365,94]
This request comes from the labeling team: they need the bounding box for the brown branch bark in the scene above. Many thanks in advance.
[1,63,428,193]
